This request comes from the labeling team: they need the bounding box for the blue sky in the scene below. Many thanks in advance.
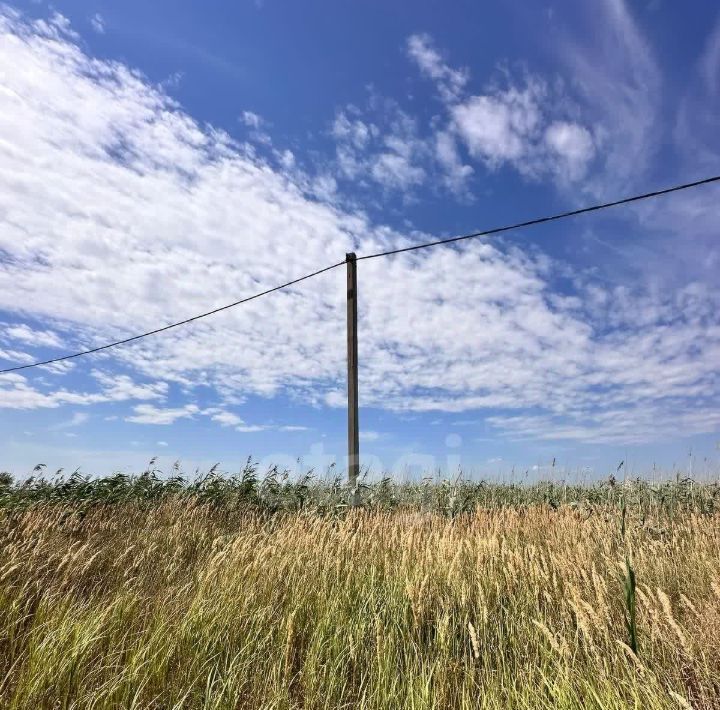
[0,0,719,479]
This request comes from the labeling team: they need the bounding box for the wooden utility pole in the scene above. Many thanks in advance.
[346,252,360,504]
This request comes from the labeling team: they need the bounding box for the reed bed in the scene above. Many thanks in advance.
[0,473,719,708]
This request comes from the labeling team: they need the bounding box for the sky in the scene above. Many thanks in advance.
[0,0,719,480]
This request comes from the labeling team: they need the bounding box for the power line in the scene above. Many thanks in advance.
[357,175,720,260]
[1,174,718,375]
[0,260,345,375]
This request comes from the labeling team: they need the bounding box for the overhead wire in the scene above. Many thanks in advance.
[1,174,718,375]
[356,175,720,260]
[0,260,345,374]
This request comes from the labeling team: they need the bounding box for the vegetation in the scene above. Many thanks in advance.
[1,460,718,515]
[0,466,718,708]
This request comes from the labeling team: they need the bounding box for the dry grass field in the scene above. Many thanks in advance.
[0,473,719,708]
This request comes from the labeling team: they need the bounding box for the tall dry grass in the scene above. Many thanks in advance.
[1,499,719,708]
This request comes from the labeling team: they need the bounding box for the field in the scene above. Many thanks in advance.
[1,469,719,709]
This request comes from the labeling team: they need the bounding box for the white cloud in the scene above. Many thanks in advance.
[544,121,595,181]
[3,323,64,348]
[203,408,243,427]
[434,131,473,192]
[0,8,357,401]
[332,111,375,149]
[239,110,273,146]
[90,13,104,34]
[332,106,427,192]
[449,79,595,182]
[404,33,596,187]
[91,371,167,401]
[199,408,307,433]
[157,440,168,447]
[0,371,168,410]
[452,89,537,164]
[406,33,468,101]
[0,9,718,446]
[126,404,199,425]
[0,348,35,364]
[37,361,75,376]
[201,407,296,432]
[160,72,184,91]
[371,150,425,191]
[236,424,266,433]
[49,411,88,430]
[240,110,263,129]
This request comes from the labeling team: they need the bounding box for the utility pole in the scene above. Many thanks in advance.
[346,252,360,504]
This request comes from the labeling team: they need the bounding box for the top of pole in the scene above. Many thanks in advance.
[346,252,357,262]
